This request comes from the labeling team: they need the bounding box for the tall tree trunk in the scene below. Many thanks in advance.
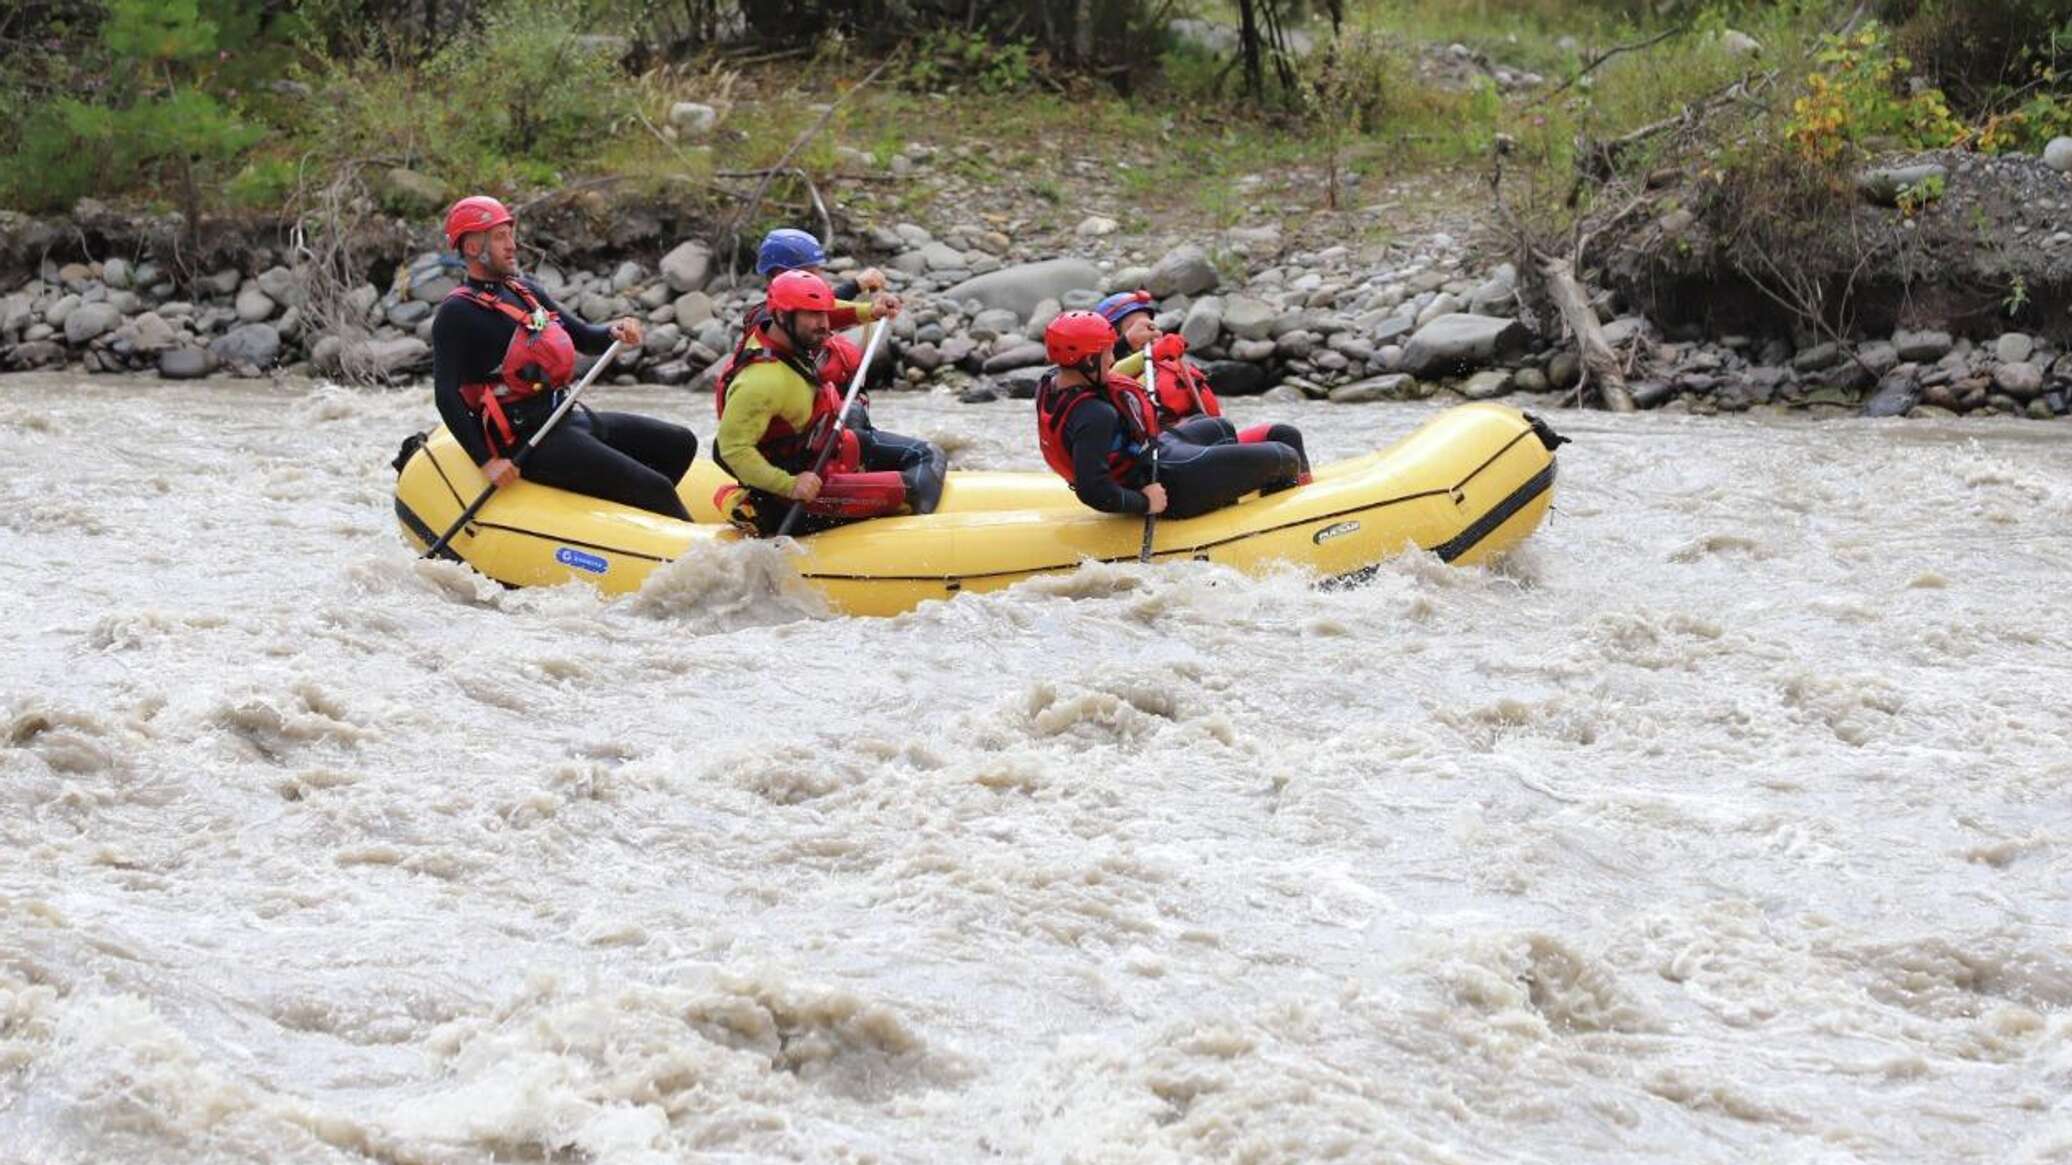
[1236,0,1263,98]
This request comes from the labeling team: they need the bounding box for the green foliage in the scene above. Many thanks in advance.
[2003,273,2030,316]
[1895,170,1946,215]
[428,0,625,158]
[0,0,261,212]
[904,29,1038,95]
[1784,23,1965,161]
[227,157,302,209]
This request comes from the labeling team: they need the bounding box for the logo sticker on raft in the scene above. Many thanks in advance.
[1313,521,1361,545]
[555,547,609,574]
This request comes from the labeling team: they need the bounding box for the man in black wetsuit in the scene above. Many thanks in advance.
[432,195,698,520]
[1034,311,1301,520]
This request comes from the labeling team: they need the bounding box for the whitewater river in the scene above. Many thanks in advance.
[1,374,2068,1164]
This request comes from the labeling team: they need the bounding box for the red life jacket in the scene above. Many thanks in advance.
[1035,371,1160,488]
[1150,355,1223,424]
[712,327,860,481]
[446,279,577,454]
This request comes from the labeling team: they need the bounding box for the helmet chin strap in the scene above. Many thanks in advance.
[775,311,821,357]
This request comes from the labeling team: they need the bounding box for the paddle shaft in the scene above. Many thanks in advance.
[775,320,888,539]
[1139,351,1158,563]
[421,340,623,560]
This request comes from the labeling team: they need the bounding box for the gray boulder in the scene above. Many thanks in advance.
[1275,330,1317,360]
[1994,362,2044,399]
[1857,164,1946,208]
[643,322,682,357]
[669,102,718,137]
[1399,313,1529,378]
[1467,264,1518,316]
[0,293,31,335]
[1105,265,1154,294]
[1025,297,1063,338]
[1371,311,1418,345]
[999,365,1047,399]
[1996,333,2035,364]
[1792,342,1842,372]
[674,291,714,327]
[982,342,1049,373]
[940,259,1103,321]
[1146,244,1219,297]
[8,340,66,369]
[1230,339,1278,363]
[121,312,178,354]
[45,294,80,328]
[1223,295,1276,342]
[201,269,243,297]
[2046,136,2072,175]
[1330,374,1412,403]
[236,285,277,322]
[922,241,967,271]
[406,252,462,303]
[210,323,281,368]
[64,302,122,345]
[904,343,944,372]
[388,299,432,329]
[1893,329,1951,362]
[1857,342,1900,380]
[660,240,712,293]
[158,347,216,379]
[1460,369,1515,399]
[382,167,448,215]
[1180,296,1224,349]
[1601,317,1649,348]
[1862,375,1919,418]
[102,258,132,289]
[969,308,1022,340]
[256,266,303,306]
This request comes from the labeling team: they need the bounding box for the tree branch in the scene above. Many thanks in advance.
[1532,23,1690,109]
[720,55,894,275]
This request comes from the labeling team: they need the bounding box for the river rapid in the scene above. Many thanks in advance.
[1,374,2068,1164]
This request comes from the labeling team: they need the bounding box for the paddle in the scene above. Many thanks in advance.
[420,339,624,560]
[775,319,889,539]
[1139,350,1159,564]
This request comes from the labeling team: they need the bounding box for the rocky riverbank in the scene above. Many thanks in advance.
[6,146,2072,422]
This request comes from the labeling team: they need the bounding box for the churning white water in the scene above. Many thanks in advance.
[2,375,2069,1164]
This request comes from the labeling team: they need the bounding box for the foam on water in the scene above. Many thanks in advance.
[0,380,2067,1162]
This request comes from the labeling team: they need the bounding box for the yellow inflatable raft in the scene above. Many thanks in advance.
[393,403,1563,617]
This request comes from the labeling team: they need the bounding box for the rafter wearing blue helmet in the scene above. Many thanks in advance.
[755,228,828,277]
[1100,288,1311,486]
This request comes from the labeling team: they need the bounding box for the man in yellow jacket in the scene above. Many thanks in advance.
[712,270,944,536]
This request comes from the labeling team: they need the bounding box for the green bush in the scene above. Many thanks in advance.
[0,0,262,212]
[428,0,628,159]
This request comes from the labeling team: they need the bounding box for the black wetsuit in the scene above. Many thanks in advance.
[1062,400,1301,520]
[433,275,697,520]
[1166,415,1311,475]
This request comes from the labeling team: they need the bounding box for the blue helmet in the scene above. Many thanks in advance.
[756,228,827,277]
[1096,289,1155,327]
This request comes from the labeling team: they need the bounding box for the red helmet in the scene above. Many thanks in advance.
[1045,310,1116,366]
[767,270,836,313]
[444,195,513,252]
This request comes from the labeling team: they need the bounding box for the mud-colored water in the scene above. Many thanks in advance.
[3,376,2068,1163]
